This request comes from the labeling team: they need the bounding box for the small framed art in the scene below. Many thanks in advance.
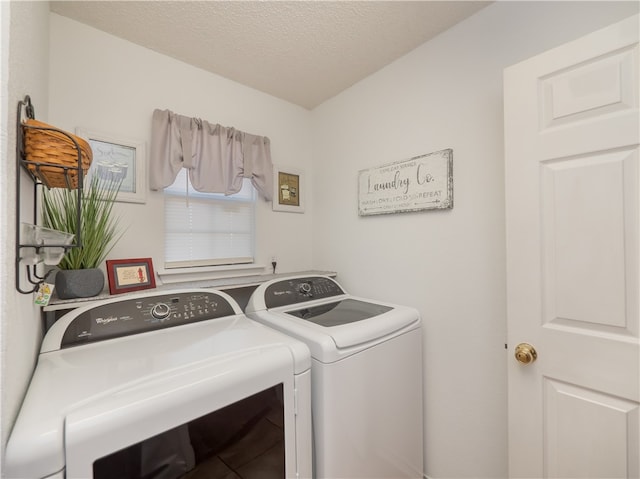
[76,128,147,204]
[106,257,156,295]
[273,165,305,213]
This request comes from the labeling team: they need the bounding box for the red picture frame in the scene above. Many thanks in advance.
[106,257,156,295]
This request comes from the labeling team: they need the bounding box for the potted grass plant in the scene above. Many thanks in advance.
[42,174,124,299]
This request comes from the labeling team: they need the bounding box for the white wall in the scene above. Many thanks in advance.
[48,13,314,280]
[1,0,50,460]
[310,2,639,478]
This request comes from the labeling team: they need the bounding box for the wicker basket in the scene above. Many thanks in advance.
[22,119,93,189]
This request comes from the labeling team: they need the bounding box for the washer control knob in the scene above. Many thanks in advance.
[151,303,171,320]
[299,282,312,295]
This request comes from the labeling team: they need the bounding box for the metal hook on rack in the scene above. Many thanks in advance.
[16,263,42,295]
[26,264,45,284]
[22,95,35,120]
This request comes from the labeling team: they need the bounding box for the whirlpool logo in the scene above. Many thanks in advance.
[95,316,118,325]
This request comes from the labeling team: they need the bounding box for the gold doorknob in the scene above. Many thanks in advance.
[514,343,537,364]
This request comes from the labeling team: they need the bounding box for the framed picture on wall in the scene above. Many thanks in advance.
[273,165,305,213]
[76,128,147,204]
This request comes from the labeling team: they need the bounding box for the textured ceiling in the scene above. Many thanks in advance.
[50,1,491,109]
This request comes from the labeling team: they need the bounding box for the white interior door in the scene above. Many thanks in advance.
[505,14,639,478]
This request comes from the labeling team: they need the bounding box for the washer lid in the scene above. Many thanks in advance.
[286,299,392,326]
[275,298,420,351]
[246,277,421,353]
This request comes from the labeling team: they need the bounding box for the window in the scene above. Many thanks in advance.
[164,169,255,268]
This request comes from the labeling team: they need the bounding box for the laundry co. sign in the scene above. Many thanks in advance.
[358,148,453,216]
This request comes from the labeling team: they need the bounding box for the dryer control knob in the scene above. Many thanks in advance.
[151,303,171,320]
[299,282,312,295]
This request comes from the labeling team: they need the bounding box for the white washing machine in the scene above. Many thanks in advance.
[245,275,424,479]
[5,289,312,479]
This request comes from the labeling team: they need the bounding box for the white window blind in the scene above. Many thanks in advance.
[164,169,255,268]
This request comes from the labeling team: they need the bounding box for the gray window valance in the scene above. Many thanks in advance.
[149,109,273,200]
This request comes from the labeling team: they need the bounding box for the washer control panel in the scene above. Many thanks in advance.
[60,291,237,348]
[264,276,344,309]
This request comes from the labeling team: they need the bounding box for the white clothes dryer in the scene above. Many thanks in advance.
[245,275,424,479]
[5,289,312,479]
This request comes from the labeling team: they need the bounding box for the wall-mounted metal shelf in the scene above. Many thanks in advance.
[15,95,84,294]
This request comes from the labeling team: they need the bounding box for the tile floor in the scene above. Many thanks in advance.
[184,390,285,479]
[185,414,285,479]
